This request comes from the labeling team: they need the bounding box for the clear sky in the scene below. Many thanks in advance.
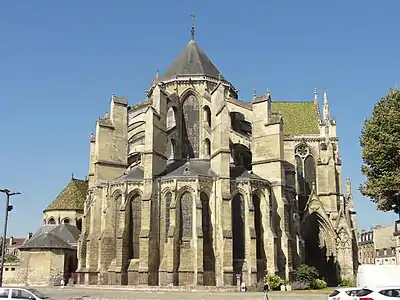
[1,1,399,237]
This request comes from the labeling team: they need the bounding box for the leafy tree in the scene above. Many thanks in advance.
[360,88,400,213]
[294,264,319,285]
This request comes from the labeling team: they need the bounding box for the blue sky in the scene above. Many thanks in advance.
[0,1,399,237]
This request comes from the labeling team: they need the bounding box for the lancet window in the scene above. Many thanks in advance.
[295,143,317,212]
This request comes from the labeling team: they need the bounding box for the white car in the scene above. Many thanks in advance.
[355,286,400,299]
[328,287,363,300]
[0,287,50,300]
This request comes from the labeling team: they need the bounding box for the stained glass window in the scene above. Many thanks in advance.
[165,192,172,243]
[182,95,199,158]
[131,194,141,259]
[180,192,193,238]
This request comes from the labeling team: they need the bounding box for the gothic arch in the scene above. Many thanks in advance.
[48,217,56,225]
[111,189,123,199]
[125,188,142,208]
[204,138,211,157]
[161,186,173,197]
[301,210,337,285]
[203,105,211,127]
[232,193,245,279]
[201,191,216,286]
[62,218,70,224]
[179,88,202,101]
[176,186,196,200]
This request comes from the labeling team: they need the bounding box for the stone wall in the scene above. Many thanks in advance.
[3,249,67,286]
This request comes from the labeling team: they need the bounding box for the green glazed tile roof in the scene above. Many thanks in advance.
[271,101,320,135]
[44,178,88,212]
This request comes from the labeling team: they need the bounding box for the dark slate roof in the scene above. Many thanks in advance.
[159,160,217,179]
[112,165,144,182]
[44,178,88,212]
[271,101,320,135]
[230,165,270,183]
[160,40,221,81]
[19,224,80,250]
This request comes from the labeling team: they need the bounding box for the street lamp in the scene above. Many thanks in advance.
[0,189,21,287]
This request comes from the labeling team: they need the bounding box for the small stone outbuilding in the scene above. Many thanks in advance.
[10,224,81,286]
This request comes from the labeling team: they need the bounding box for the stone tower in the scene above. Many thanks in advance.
[74,34,357,286]
[43,176,88,230]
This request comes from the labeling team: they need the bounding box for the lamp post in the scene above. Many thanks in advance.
[0,189,21,287]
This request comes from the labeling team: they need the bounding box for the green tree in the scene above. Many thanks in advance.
[360,88,400,212]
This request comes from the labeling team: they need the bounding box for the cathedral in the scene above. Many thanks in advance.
[75,30,358,287]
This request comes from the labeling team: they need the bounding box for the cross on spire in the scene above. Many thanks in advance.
[190,12,196,41]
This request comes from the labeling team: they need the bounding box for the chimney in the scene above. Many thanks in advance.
[9,237,13,246]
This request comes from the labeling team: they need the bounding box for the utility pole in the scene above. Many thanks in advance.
[0,189,21,287]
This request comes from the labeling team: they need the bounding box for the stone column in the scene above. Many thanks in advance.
[115,193,129,285]
[159,188,176,285]
[222,196,233,285]
[195,189,203,285]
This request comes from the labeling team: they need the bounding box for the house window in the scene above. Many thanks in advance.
[4,268,8,271]
[11,268,15,271]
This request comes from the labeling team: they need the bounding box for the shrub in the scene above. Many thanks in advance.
[264,274,285,290]
[312,279,327,289]
[291,280,310,290]
[294,264,319,285]
[340,278,356,287]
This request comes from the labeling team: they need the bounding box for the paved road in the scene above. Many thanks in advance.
[34,287,329,300]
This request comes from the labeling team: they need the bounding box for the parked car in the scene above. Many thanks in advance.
[355,286,400,299]
[328,287,363,300]
[0,287,50,300]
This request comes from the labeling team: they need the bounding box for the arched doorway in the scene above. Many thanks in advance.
[232,194,245,282]
[253,194,266,282]
[201,192,215,286]
[301,213,338,286]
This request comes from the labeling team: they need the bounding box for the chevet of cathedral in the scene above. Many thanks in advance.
[72,25,358,287]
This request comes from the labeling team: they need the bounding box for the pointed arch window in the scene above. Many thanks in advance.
[295,144,316,212]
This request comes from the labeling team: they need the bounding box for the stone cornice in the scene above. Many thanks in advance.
[284,136,339,142]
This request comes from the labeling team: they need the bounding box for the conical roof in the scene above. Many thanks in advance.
[44,178,88,212]
[160,40,221,81]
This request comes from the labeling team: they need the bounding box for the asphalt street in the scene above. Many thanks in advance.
[34,287,329,300]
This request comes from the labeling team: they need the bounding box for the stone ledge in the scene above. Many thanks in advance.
[73,284,236,292]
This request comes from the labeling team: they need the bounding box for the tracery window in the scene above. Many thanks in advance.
[182,95,199,158]
[129,194,141,259]
[165,192,172,243]
[295,143,316,212]
[180,192,193,238]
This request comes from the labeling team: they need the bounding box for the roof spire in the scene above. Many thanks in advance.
[71,173,74,180]
[190,12,195,41]
[313,88,318,103]
[323,88,330,120]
